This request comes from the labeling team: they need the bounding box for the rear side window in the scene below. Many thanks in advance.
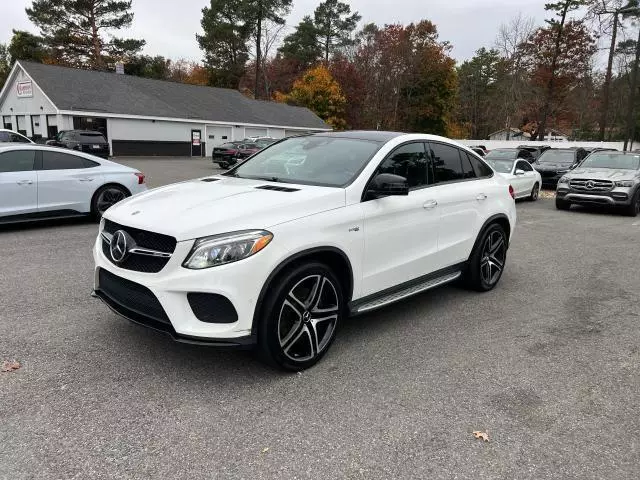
[0,150,35,172]
[377,142,429,188]
[429,142,465,183]
[467,153,493,177]
[460,153,476,179]
[517,161,533,172]
[41,151,88,170]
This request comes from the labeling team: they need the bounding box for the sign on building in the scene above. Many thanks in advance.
[17,80,33,98]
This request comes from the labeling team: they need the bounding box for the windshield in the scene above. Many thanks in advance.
[537,150,575,164]
[580,153,640,170]
[227,136,382,187]
[485,150,517,160]
[485,159,514,173]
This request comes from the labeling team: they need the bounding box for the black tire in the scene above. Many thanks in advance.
[555,198,571,210]
[91,184,129,220]
[462,223,507,292]
[622,189,640,217]
[529,183,540,201]
[258,262,344,371]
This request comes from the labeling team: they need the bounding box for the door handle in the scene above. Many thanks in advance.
[476,193,488,201]
[79,178,94,182]
[16,180,33,185]
[423,200,438,209]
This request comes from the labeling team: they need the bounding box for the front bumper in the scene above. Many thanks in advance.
[92,234,283,345]
[556,188,633,206]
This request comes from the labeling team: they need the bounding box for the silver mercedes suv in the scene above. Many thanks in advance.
[556,151,640,216]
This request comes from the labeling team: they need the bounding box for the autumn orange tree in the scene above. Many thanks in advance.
[275,65,347,129]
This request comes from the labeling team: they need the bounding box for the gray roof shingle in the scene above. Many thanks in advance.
[19,61,329,130]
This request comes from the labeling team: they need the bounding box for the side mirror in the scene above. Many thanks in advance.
[367,173,409,199]
[515,169,525,176]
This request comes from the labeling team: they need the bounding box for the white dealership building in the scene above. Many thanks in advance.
[0,61,330,156]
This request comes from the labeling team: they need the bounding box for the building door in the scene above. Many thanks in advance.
[16,116,27,136]
[191,129,202,157]
[30,115,42,141]
[205,125,233,157]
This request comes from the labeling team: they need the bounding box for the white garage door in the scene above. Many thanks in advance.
[205,125,233,157]
[285,129,310,137]
[245,127,268,138]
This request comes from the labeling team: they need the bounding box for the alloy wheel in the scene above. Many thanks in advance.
[480,230,506,287]
[277,274,339,363]
[531,184,539,200]
[96,188,127,215]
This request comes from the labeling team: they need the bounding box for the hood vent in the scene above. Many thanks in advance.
[200,178,220,183]
[255,185,300,192]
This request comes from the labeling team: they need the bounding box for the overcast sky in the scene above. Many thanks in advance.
[1,0,555,63]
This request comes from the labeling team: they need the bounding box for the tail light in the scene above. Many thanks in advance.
[509,185,515,199]
[135,172,145,184]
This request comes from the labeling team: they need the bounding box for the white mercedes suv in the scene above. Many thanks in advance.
[93,132,516,370]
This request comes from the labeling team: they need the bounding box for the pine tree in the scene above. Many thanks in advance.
[0,44,10,89]
[314,0,361,62]
[279,16,322,68]
[197,0,252,88]
[25,0,145,69]
[8,30,48,63]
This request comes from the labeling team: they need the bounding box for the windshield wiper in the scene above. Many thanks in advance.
[251,176,285,183]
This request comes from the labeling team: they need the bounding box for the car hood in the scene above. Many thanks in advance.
[103,176,346,241]
[568,168,639,180]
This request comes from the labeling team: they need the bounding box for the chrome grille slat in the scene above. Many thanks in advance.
[569,178,613,193]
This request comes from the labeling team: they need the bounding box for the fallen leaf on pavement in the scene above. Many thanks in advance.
[1,360,21,372]
[261,447,269,453]
[473,431,489,442]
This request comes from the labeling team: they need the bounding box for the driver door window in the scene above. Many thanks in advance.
[376,142,429,188]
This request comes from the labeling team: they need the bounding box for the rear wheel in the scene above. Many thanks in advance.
[529,183,540,201]
[462,223,508,292]
[258,263,343,371]
[555,198,571,210]
[92,185,129,219]
[622,190,640,217]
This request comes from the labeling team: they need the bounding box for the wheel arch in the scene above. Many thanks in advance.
[90,182,132,214]
[252,247,354,336]
[468,214,512,261]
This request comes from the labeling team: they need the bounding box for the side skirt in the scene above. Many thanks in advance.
[348,263,465,316]
[0,210,88,225]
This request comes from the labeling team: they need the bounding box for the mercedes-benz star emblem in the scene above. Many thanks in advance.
[586,180,595,189]
[110,230,129,263]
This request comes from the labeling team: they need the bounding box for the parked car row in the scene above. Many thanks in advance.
[212,137,278,168]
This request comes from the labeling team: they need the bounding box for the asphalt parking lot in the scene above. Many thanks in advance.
[1,157,639,479]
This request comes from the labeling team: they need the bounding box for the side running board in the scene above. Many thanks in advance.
[352,271,461,315]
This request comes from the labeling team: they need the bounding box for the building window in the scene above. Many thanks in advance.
[16,115,27,137]
[73,116,107,139]
[46,115,58,139]
[2,116,11,130]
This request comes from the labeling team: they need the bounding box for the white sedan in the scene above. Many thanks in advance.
[0,144,147,224]
[485,156,542,200]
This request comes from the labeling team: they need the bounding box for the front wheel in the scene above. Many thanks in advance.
[462,224,507,292]
[92,185,129,219]
[258,263,343,371]
[555,198,571,210]
[529,183,540,201]
[622,190,640,217]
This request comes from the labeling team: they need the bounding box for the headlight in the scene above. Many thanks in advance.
[557,169,569,174]
[183,230,273,269]
[558,176,569,184]
[615,180,634,188]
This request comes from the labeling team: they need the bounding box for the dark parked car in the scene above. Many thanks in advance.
[485,148,535,163]
[212,141,261,168]
[533,148,587,187]
[46,130,110,159]
[470,147,486,157]
[517,144,551,162]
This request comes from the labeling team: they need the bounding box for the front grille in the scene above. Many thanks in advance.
[102,220,176,273]
[569,179,614,193]
[98,268,169,324]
